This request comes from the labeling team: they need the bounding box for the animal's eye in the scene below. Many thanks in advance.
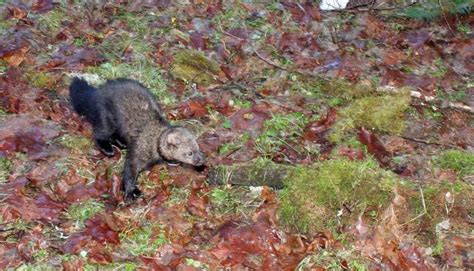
[187,151,193,156]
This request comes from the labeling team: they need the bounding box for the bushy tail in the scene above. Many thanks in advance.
[69,77,99,123]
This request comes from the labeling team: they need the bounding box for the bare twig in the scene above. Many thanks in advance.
[253,50,291,72]
[438,0,455,34]
[400,136,460,149]
[253,50,331,81]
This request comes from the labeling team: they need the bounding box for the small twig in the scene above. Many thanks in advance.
[401,135,460,149]
[253,50,331,82]
[438,0,455,34]
[296,3,306,13]
[223,147,241,159]
[253,50,291,72]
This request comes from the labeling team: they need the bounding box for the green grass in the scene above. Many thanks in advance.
[209,188,241,216]
[36,5,68,33]
[120,223,168,256]
[58,134,93,152]
[65,199,105,228]
[0,157,12,181]
[435,149,474,177]
[402,0,472,21]
[255,112,308,156]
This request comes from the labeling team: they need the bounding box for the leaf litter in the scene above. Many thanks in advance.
[0,1,473,270]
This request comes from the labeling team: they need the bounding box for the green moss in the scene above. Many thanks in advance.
[65,199,104,228]
[321,80,375,101]
[0,157,13,181]
[435,149,474,177]
[255,112,308,156]
[171,50,220,86]
[120,224,168,256]
[279,158,397,233]
[330,91,411,142]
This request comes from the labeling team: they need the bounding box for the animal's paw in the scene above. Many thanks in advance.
[124,186,142,202]
[97,141,115,157]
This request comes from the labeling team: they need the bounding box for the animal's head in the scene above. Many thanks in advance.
[160,127,205,166]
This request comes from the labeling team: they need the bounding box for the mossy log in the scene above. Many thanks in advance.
[208,159,292,189]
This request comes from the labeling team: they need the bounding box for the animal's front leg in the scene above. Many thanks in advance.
[122,148,145,202]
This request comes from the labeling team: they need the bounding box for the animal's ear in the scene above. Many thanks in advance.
[166,131,181,148]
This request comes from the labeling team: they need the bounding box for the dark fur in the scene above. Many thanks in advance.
[69,78,205,202]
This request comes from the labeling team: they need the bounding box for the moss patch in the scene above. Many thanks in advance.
[279,158,397,233]
[171,50,221,86]
[435,149,474,178]
[330,91,411,142]
[321,79,375,101]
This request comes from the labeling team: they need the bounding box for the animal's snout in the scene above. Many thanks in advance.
[194,152,206,166]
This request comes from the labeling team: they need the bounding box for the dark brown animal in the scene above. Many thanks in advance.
[69,78,205,202]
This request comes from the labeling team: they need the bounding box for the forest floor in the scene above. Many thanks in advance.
[0,1,473,270]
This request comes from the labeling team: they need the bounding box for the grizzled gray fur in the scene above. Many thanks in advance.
[69,78,205,202]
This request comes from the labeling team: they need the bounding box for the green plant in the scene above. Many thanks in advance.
[403,0,472,21]
[255,112,308,156]
[65,199,105,228]
[0,157,12,181]
[209,188,240,215]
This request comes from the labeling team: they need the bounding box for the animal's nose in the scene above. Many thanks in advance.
[195,152,206,166]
